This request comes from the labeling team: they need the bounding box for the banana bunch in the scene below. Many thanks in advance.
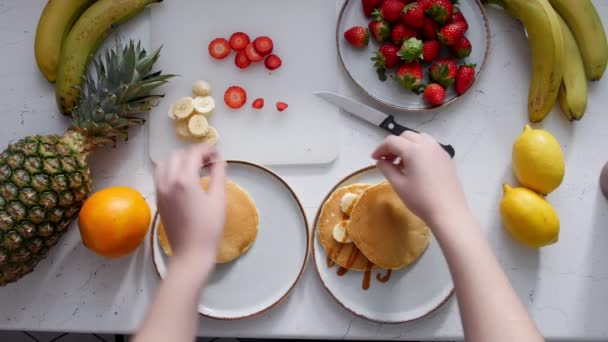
[34,0,160,115]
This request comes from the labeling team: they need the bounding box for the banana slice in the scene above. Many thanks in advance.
[340,192,359,216]
[197,126,219,146]
[171,97,195,120]
[192,80,212,97]
[188,114,209,137]
[193,96,215,116]
[175,120,192,140]
[332,221,353,244]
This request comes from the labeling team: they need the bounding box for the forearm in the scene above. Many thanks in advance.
[432,212,544,342]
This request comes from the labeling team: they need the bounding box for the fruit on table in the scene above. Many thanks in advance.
[556,15,588,121]
[79,187,151,258]
[264,54,283,70]
[276,101,289,112]
[169,97,195,120]
[208,38,231,60]
[229,32,250,51]
[253,36,274,56]
[224,86,247,109]
[192,80,212,97]
[500,185,560,247]
[363,0,384,18]
[193,96,216,117]
[391,22,417,46]
[34,0,95,83]
[245,43,264,62]
[512,125,565,195]
[455,64,476,95]
[252,98,265,109]
[235,50,252,69]
[601,161,608,200]
[55,0,161,115]
[451,8,469,30]
[423,83,446,106]
[548,0,608,81]
[344,26,370,48]
[0,41,172,286]
[167,82,219,144]
[187,115,210,138]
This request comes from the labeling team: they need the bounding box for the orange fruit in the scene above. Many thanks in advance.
[79,186,151,258]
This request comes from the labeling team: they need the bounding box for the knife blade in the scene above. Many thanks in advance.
[314,91,455,158]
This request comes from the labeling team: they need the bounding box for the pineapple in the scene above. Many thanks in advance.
[0,40,173,285]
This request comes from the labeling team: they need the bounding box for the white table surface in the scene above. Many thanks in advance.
[1,1,607,340]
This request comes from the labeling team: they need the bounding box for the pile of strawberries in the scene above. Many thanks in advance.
[344,0,476,106]
[209,32,282,71]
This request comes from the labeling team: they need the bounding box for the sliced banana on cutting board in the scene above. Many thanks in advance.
[171,97,195,119]
[168,80,220,145]
[192,80,212,97]
[193,96,215,116]
[188,115,210,137]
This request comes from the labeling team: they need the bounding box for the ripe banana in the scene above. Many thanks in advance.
[557,15,587,121]
[485,0,564,122]
[548,0,608,81]
[55,0,161,115]
[34,0,96,82]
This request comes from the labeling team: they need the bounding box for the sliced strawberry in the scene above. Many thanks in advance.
[264,54,282,70]
[229,32,250,51]
[235,50,251,69]
[254,36,274,56]
[252,98,265,109]
[276,101,289,112]
[224,86,247,109]
[245,43,264,62]
[208,38,231,60]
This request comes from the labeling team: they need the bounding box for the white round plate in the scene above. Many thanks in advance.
[151,161,309,320]
[337,0,490,112]
[312,166,454,323]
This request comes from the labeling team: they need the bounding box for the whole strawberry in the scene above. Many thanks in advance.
[424,83,446,106]
[450,35,471,58]
[417,0,434,11]
[373,0,405,23]
[423,40,440,63]
[450,8,469,30]
[369,20,391,43]
[344,26,370,48]
[391,22,418,45]
[438,21,467,46]
[372,43,401,81]
[396,62,424,93]
[397,37,423,62]
[363,0,385,17]
[430,58,458,88]
[455,64,476,95]
[422,18,438,40]
[426,0,453,24]
[402,3,424,29]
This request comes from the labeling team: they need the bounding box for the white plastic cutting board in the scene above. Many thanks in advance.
[149,0,339,165]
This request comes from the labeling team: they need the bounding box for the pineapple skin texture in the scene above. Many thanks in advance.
[0,132,91,285]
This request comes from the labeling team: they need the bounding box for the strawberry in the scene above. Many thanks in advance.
[208,38,231,60]
[252,98,265,109]
[235,50,251,69]
[423,83,446,106]
[245,43,264,62]
[224,86,247,109]
[397,37,423,62]
[396,62,424,93]
[344,26,370,48]
[450,35,471,58]
[253,36,274,56]
[455,64,476,95]
[264,54,282,70]
[450,8,469,30]
[391,22,418,45]
[422,18,438,40]
[402,3,424,29]
[229,32,250,51]
[430,58,458,88]
[363,0,385,17]
[371,43,400,81]
[416,0,434,11]
[373,0,405,23]
[438,21,467,46]
[426,0,453,24]
[422,40,440,63]
[276,101,289,112]
[369,20,391,43]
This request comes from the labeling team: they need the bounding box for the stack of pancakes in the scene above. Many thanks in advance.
[318,182,431,271]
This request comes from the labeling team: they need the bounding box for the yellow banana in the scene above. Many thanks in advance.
[34,0,96,83]
[548,0,608,81]
[55,0,161,115]
[557,15,587,121]
[484,0,564,123]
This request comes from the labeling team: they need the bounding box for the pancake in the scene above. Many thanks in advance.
[347,182,431,270]
[157,178,259,264]
[318,184,373,271]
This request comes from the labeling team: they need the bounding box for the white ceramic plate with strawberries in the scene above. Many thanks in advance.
[337,0,490,112]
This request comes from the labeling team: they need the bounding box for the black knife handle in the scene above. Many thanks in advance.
[379,115,456,158]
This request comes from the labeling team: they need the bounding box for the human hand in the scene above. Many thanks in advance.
[372,132,468,227]
[154,145,226,267]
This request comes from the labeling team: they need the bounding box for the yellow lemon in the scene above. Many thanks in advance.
[512,125,565,195]
[500,184,560,247]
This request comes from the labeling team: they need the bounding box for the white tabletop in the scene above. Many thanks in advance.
[1,1,608,340]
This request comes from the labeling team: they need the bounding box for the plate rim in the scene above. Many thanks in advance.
[311,164,454,324]
[150,159,311,320]
[336,0,491,113]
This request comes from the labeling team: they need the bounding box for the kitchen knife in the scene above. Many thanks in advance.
[314,91,455,158]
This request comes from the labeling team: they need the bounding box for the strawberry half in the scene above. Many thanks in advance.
[344,26,370,48]
[264,54,282,70]
[396,62,424,94]
[235,50,251,69]
[252,98,265,109]
[426,0,453,24]
[391,22,418,45]
[438,21,467,46]
[450,35,472,58]
[423,83,446,106]
[422,18,438,40]
[430,58,458,88]
[372,43,400,81]
[369,20,391,43]
[397,37,423,62]
[402,3,424,29]
[224,86,247,109]
[276,101,289,112]
[254,36,274,56]
[363,0,385,17]
[245,43,264,62]
[423,40,440,63]
[208,38,231,60]
[455,64,476,95]
[229,32,250,51]
[373,0,405,23]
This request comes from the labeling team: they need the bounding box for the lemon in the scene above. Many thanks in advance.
[512,125,565,195]
[500,184,560,247]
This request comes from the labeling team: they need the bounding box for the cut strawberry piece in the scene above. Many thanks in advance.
[229,32,250,51]
[208,38,231,60]
[264,54,282,70]
[254,36,274,56]
[224,86,247,109]
[245,43,263,62]
[276,101,288,112]
[235,50,251,69]
[252,98,265,109]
